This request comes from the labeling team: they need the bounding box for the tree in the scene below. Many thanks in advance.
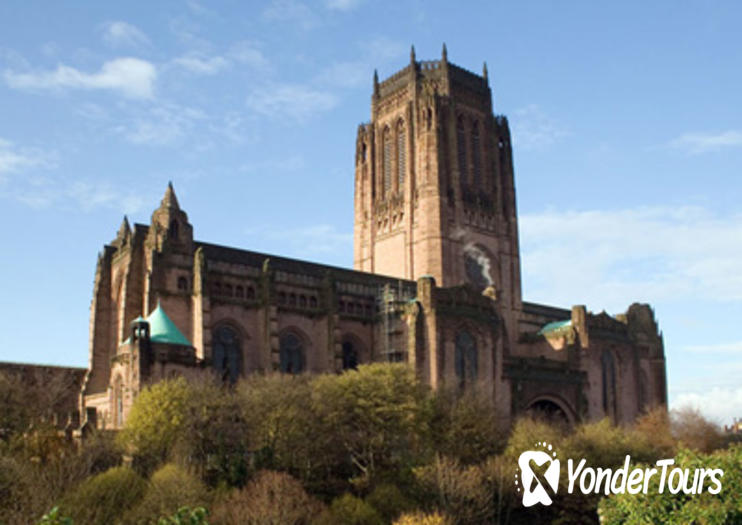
[430,387,505,464]
[311,364,431,488]
[210,470,324,525]
[118,378,192,473]
[173,378,250,487]
[671,406,725,453]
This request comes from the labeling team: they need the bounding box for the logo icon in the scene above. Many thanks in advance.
[516,442,560,507]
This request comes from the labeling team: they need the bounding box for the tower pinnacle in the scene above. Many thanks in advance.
[161,181,180,210]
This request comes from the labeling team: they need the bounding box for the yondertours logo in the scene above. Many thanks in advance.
[515,443,724,507]
[516,441,560,507]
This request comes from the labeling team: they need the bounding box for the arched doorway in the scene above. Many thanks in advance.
[526,397,574,426]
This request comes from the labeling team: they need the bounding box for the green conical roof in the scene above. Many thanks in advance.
[146,303,192,346]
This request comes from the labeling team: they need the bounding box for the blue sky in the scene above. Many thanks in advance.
[1,1,740,424]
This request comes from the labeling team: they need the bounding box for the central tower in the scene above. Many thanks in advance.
[353,45,522,313]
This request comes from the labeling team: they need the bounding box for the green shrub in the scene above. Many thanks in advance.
[123,463,209,524]
[60,466,147,525]
[365,483,415,522]
[316,494,384,525]
[156,506,209,525]
[413,455,492,524]
[504,416,565,462]
[599,445,742,524]
[393,510,452,525]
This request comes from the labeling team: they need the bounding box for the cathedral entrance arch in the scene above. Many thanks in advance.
[525,395,575,426]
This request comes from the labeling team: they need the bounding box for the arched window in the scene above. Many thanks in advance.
[213,325,242,384]
[383,127,392,196]
[224,284,233,297]
[472,121,481,188]
[361,142,367,162]
[280,332,305,374]
[247,286,256,300]
[235,285,244,299]
[397,120,406,190]
[342,341,358,370]
[602,350,617,418]
[177,276,188,292]
[455,330,477,387]
[309,296,318,308]
[299,295,307,308]
[425,107,432,131]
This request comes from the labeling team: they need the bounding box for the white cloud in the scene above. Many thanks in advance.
[4,57,157,99]
[120,103,206,146]
[4,175,145,214]
[173,53,229,75]
[326,0,364,11]
[229,41,270,70]
[511,104,568,150]
[672,387,742,426]
[520,206,742,311]
[102,21,150,48]
[262,0,319,30]
[246,83,337,120]
[684,341,742,353]
[0,138,54,179]
[667,130,742,155]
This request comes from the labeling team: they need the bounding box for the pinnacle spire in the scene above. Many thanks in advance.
[410,44,416,64]
[483,61,488,81]
[161,181,180,210]
[442,43,448,63]
[373,69,379,96]
[116,215,131,243]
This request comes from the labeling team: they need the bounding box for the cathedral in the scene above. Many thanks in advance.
[80,47,667,430]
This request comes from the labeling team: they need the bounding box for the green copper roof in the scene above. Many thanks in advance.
[538,319,572,336]
[146,303,192,346]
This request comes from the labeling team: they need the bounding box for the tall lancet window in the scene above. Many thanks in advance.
[457,116,467,185]
[383,127,392,196]
[472,122,481,188]
[397,120,406,191]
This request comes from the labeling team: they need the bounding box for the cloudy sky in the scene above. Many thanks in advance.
[1,1,740,424]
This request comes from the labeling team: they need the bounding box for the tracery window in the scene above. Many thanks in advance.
[280,332,305,374]
[454,330,477,387]
[383,127,392,196]
[213,325,241,384]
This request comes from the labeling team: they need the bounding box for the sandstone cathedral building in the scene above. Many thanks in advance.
[80,47,667,431]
